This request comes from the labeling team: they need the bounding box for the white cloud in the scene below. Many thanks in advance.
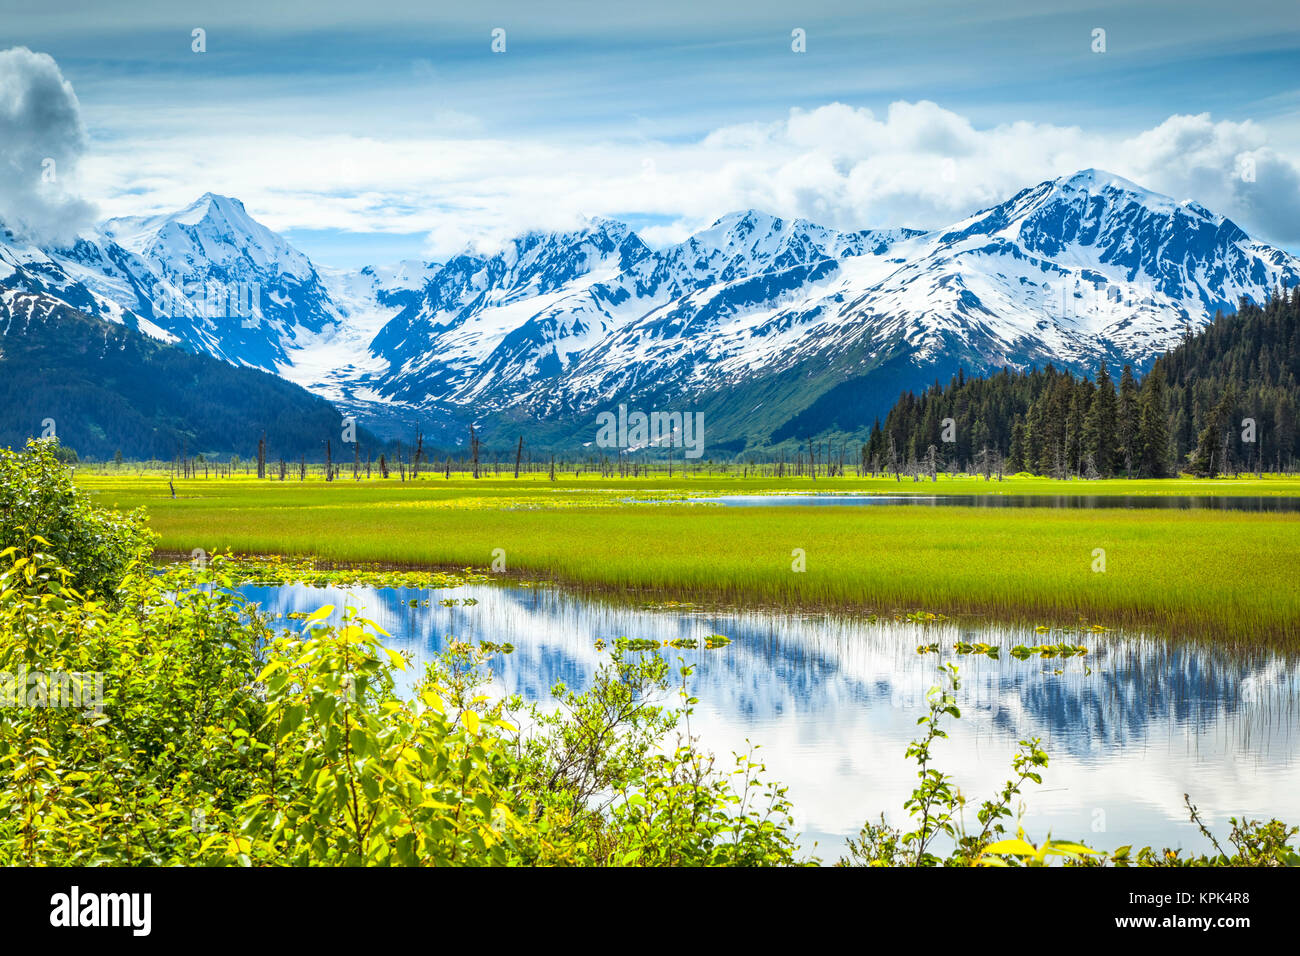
[0,47,96,243]
[57,91,1300,259]
[1122,113,1300,241]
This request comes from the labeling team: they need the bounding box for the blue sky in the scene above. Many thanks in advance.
[5,0,1300,265]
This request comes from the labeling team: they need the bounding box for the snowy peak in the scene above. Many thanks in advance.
[953,168,1244,249]
[693,210,797,251]
[1033,167,1181,208]
[362,218,654,402]
[103,193,316,282]
[1059,167,1164,197]
[417,218,649,311]
[328,258,442,312]
[1052,168,1221,221]
[691,210,833,267]
[166,192,255,229]
[92,195,344,370]
[686,210,919,271]
[187,191,249,219]
[492,217,649,287]
[928,169,1275,319]
[358,258,441,286]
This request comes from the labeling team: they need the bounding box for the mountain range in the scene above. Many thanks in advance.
[3,169,1298,458]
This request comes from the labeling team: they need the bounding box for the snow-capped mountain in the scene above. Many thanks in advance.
[921,168,1293,356]
[6,170,1298,450]
[95,193,344,370]
[358,170,1300,444]
[0,221,175,342]
[362,211,928,415]
[364,218,650,406]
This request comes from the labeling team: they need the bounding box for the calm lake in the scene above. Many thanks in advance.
[669,494,1300,512]
[237,580,1300,860]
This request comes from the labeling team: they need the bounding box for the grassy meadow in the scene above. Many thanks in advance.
[76,470,1300,646]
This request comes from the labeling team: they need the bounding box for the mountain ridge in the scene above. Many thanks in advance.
[4,170,1298,456]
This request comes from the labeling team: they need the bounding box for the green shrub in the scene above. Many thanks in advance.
[0,438,150,600]
[0,550,801,865]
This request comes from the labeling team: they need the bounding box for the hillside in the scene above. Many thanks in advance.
[0,289,370,461]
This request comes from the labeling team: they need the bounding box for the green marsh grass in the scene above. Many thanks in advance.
[79,473,1300,646]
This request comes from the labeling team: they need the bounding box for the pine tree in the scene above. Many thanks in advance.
[1117,365,1140,476]
[1008,420,1026,472]
[1083,362,1118,476]
[1025,396,1045,476]
[1035,378,1070,476]
[1137,367,1173,477]
[1188,385,1236,477]
[1065,383,1089,476]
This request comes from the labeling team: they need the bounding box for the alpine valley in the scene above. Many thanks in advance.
[3,169,1298,458]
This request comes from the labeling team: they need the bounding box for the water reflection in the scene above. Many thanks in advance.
[237,581,1300,859]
